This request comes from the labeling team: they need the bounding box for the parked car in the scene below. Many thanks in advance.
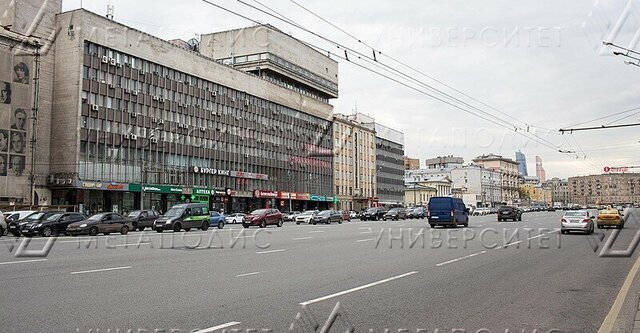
[349,211,357,219]
[5,210,37,235]
[295,210,318,224]
[243,208,283,228]
[408,207,426,219]
[427,197,469,228]
[597,209,624,229]
[154,203,211,232]
[497,206,522,222]
[383,208,407,221]
[0,210,6,238]
[546,207,556,212]
[561,210,594,234]
[3,210,36,224]
[21,212,86,237]
[225,213,245,224]
[127,209,160,231]
[8,211,64,237]
[361,207,387,221]
[283,211,301,222]
[311,210,342,224]
[340,210,351,222]
[209,211,225,229]
[67,212,134,236]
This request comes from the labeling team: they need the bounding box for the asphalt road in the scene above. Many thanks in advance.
[0,210,639,332]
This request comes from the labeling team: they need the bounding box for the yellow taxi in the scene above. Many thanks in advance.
[597,209,624,229]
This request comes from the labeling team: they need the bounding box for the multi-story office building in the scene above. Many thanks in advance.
[7,4,338,214]
[515,150,528,177]
[404,156,420,170]
[473,154,520,205]
[543,177,569,205]
[425,155,464,169]
[451,164,502,207]
[332,113,376,211]
[347,113,404,207]
[0,0,60,205]
[569,173,640,206]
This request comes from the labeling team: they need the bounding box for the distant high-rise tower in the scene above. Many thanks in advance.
[515,151,528,176]
[536,156,546,183]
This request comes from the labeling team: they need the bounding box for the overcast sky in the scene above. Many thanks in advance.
[62,0,640,179]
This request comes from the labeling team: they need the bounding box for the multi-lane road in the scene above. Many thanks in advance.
[1,210,639,332]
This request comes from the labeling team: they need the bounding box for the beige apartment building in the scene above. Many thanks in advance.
[333,114,376,211]
[473,154,520,205]
[404,156,420,170]
[569,173,640,206]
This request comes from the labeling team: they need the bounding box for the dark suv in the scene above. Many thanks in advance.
[498,206,522,222]
[361,207,387,221]
[127,209,161,231]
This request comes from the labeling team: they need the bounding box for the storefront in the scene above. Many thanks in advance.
[252,190,334,212]
[51,180,137,216]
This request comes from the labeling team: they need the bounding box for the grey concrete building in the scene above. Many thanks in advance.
[425,155,464,169]
[0,0,60,206]
[2,3,339,213]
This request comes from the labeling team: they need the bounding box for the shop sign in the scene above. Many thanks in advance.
[310,195,326,201]
[254,190,278,198]
[77,181,129,191]
[192,166,268,180]
[141,185,183,194]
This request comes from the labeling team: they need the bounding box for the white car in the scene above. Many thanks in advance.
[225,213,245,224]
[472,208,490,216]
[4,210,37,223]
[349,211,357,219]
[295,210,318,224]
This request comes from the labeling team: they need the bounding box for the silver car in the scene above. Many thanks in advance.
[561,210,594,234]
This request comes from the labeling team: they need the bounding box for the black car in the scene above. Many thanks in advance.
[383,208,407,221]
[21,212,86,237]
[311,210,342,225]
[8,211,64,237]
[498,206,522,222]
[66,212,134,236]
[127,209,161,231]
[361,207,387,221]
[408,207,426,219]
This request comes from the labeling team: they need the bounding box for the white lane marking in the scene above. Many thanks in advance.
[357,239,375,243]
[193,322,241,333]
[308,231,325,234]
[293,237,313,240]
[0,259,48,265]
[235,271,264,278]
[359,231,373,234]
[300,271,418,306]
[256,249,286,254]
[114,243,151,247]
[70,266,132,275]
[317,226,330,229]
[598,242,640,333]
[436,251,487,267]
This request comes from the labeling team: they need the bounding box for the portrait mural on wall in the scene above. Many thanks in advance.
[0,50,32,197]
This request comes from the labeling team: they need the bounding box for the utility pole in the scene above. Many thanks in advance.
[29,47,41,205]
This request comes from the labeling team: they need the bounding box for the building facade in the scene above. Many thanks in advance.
[569,173,640,206]
[543,177,569,205]
[473,154,520,205]
[404,184,437,207]
[404,156,420,170]
[333,114,376,211]
[348,113,404,207]
[425,155,464,169]
[39,9,337,214]
[0,0,61,206]
[451,164,502,207]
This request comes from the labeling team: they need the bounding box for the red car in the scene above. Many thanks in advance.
[340,210,351,222]
[242,208,283,228]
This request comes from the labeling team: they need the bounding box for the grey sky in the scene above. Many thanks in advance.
[62,0,640,179]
